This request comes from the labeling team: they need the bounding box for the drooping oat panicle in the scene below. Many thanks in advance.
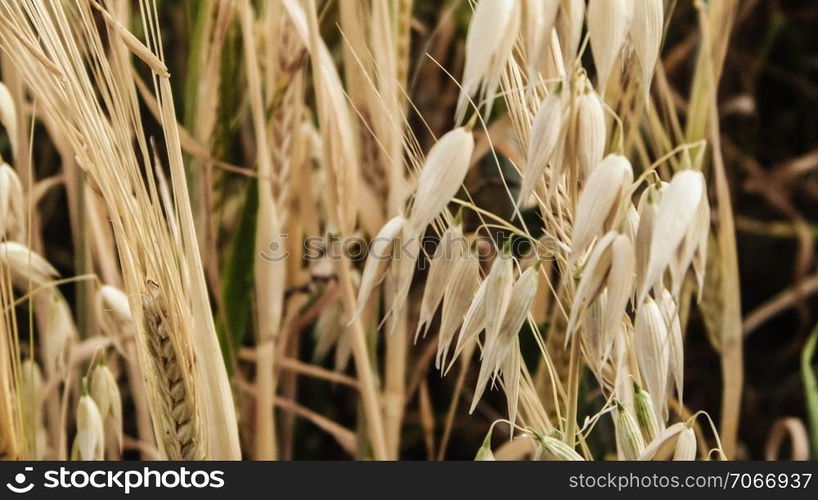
[574,89,607,179]
[518,91,565,208]
[614,401,646,460]
[639,170,706,303]
[456,0,520,124]
[673,426,697,461]
[407,128,474,236]
[570,155,633,263]
[0,83,17,157]
[630,0,664,100]
[634,297,670,418]
[353,215,406,319]
[71,395,105,461]
[588,0,634,93]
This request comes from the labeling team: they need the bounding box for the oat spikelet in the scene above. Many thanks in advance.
[557,0,586,69]
[639,170,706,303]
[407,128,474,236]
[354,215,406,320]
[437,255,480,369]
[587,0,634,93]
[658,288,685,405]
[604,233,635,335]
[142,283,203,460]
[90,365,123,457]
[71,395,105,461]
[633,382,663,443]
[0,83,17,157]
[630,0,664,100]
[639,422,687,460]
[532,432,584,460]
[522,0,560,83]
[0,242,59,288]
[456,0,520,124]
[673,426,697,461]
[574,88,607,179]
[518,91,565,208]
[417,221,466,340]
[566,231,617,339]
[570,155,633,263]
[0,162,25,241]
[634,297,670,418]
[614,401,646,460]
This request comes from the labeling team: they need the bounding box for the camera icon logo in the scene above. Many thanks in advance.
[6,467,34,494]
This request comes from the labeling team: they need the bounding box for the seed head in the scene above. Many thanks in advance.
[630,0,664,100]
[456,0,520,124]
[408,128,474,236]
[588,0,634,93]
[574,89,607,179]
[634,297,670,418]
[614,401,645,460]
[71,394,105,461]
[518,91,565,208]
[673,426,697,461]
[570,154,633,263]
